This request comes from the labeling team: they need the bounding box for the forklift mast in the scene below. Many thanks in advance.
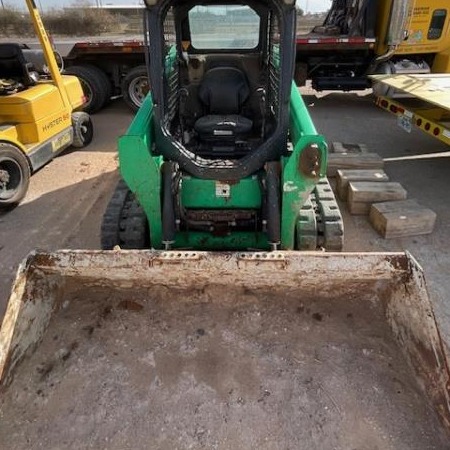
[25,0,71,107]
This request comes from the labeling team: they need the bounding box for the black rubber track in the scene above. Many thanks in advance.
[101,179,149,250]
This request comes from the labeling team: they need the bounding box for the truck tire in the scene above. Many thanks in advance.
[71,112,94,148]
[0,143,31,209]
[65,64,111,114]
[121,66,150,112]
[101,179,149,249]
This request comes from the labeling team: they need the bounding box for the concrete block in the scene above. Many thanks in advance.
[327,153,384,177]
[370,199,436,238]
[336,169,389,201]
[330,142,369,154]
[348,181,407,215]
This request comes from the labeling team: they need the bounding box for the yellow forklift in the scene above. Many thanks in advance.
[0,0,93,208]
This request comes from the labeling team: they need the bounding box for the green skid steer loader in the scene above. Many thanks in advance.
[101,0,343,252]
[1,1,450,446]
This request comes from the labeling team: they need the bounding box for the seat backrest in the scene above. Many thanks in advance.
[198,67,250,115]
[0,44,35,86]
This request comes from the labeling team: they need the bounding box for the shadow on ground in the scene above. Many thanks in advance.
[0,171,118,320]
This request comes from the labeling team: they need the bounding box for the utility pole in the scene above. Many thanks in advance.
[1,0,5,11]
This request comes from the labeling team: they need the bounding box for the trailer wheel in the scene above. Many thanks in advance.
[65,65,111,114]
[71,112,94,148]
[0,143,31,209]
[122,66,150,112]
[101,179,149,249]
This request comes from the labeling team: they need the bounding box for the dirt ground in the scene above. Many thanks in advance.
[303,88,450,347]
[0,102,129,317]
[1,91,450,447]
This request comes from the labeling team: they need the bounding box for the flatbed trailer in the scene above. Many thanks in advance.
[60,32,382,113]
[13,1,449,113]
[372,74,450,145]
[61,38,149,113]
[62,31,450,115]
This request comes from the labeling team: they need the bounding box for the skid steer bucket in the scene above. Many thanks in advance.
[1,250,450,447]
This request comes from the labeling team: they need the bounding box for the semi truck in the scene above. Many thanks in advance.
[295,0,450,93]
[54,0,450,112]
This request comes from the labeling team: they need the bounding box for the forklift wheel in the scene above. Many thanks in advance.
[71,112,94,148]
[0,143,31,209]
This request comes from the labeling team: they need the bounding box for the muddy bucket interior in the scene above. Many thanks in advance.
[1,251,449,448]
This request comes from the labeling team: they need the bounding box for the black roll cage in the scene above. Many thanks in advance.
[145,0,297,181]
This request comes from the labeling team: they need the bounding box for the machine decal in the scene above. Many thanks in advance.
[42,113,70,133]
[215,182,231,198]
[51,131,71,152]
[283,181,298,192]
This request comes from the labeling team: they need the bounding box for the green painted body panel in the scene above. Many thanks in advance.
[165,46,177,73]
[118,94,163,247]
[181,175,262,209]
[118,81,328,251]
[174,232,270,250]
[280,83,328,250]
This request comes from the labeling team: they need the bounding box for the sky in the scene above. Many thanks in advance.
[10,0,331,14]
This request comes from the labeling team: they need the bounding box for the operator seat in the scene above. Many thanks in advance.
[194,67,253,142]
[0,44,36,88]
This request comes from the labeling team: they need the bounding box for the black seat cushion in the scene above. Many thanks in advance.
[195,67,252,141]
[198,67,250,115]
[194,114,253,140]
[0,43,35,87]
